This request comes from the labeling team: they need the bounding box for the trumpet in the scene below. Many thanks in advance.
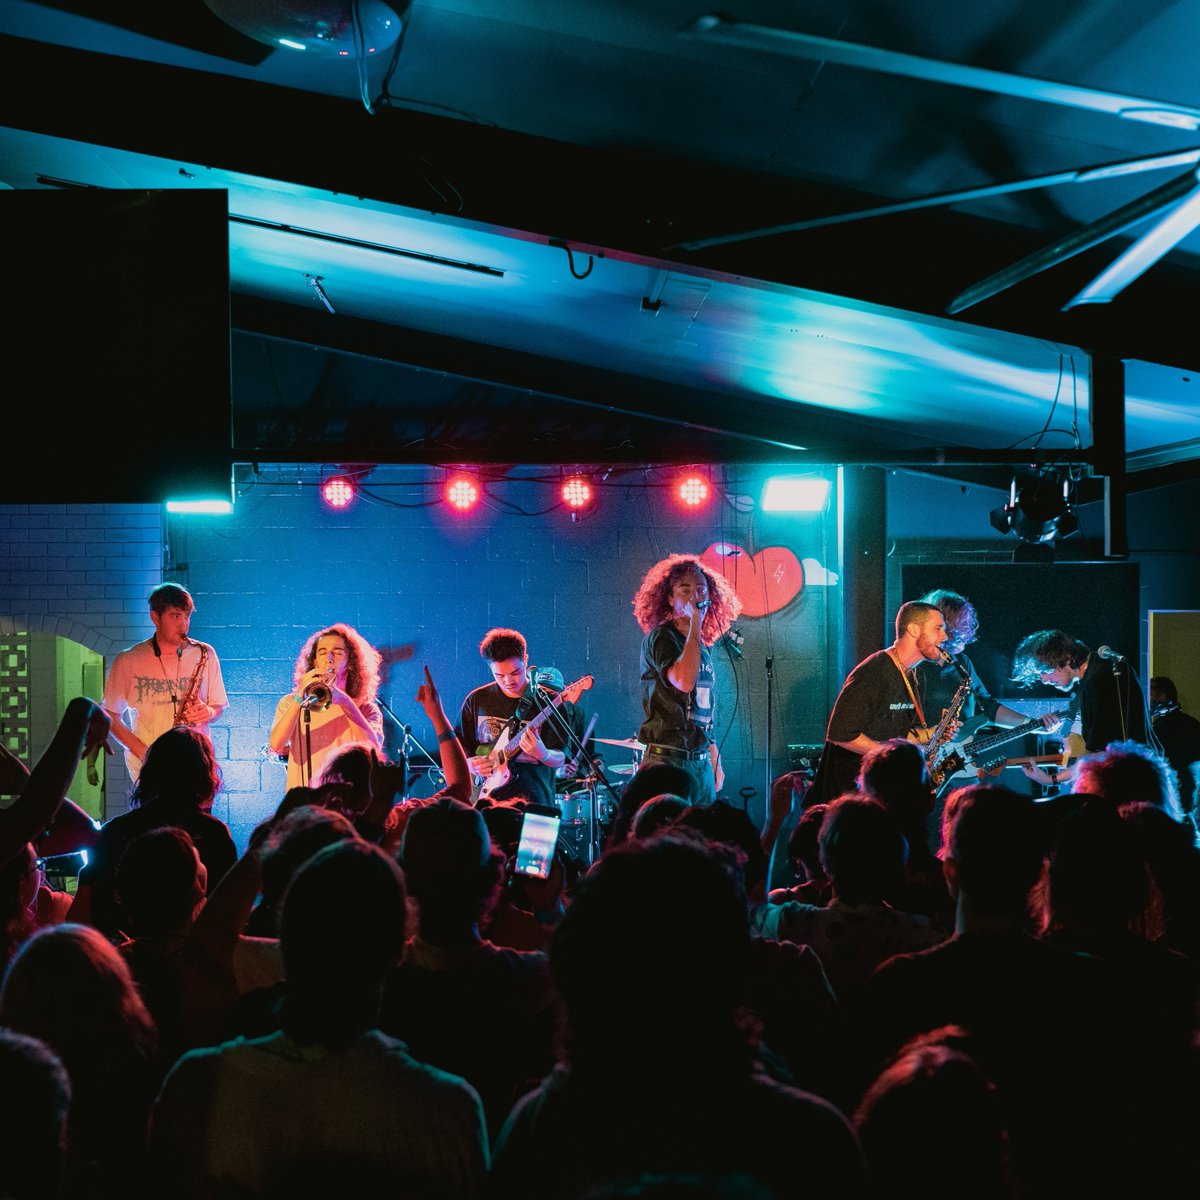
[300,666,337,710]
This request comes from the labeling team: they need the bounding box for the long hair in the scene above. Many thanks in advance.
[1011,629,1089,687]
[129,725,221,812]
[0,923,159,1068]
[631,553,741,646]
[292,623,381,705]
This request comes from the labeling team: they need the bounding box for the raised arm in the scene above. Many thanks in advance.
[0,697,110,865]
[417,664,471,802]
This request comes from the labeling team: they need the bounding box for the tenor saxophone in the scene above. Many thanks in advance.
[175,635,210,725]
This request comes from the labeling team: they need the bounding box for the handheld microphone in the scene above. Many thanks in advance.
[1096,646,1125,662]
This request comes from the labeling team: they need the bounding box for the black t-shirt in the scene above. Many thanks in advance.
[637,623,715,752]
[915,650,1000,725]
[457,682,567,808]
[1080,657,1149,751]
[808,649,917,805]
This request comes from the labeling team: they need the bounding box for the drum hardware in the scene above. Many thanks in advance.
[554,775,616,864]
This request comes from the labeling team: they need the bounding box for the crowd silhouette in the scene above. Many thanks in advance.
[1,678,1198,1200]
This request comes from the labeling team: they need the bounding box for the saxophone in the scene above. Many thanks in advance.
[175,636,210,725]
[924,654,972,790]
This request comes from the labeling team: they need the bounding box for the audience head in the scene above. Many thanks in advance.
[115,826,207,939]
[278,840,408,1045]
[786,802,830,883]
[1031,797,1159,940]
[0,1028,71,1199]
[551,833,751,1074]
[400,796,505,932]
[858,738,934,833]
[256,806,359,932]
[818,795,908,905]
[608,761,695,845]
[630,793,689,840]
[854,1027,1011,1198]
[0,923,158,1067]
[1149,676,1179,709]
[314,741,376,818]
[941,784,1042,917]
[676,801,768,897]
[1072,740,1183,821]
[129,724,221,812]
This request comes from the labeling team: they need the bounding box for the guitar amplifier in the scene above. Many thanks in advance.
[786,744,824,776]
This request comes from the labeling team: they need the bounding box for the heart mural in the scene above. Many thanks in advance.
[701,542,804,617]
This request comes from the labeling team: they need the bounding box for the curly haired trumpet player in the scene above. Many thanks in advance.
[269,623,384,790]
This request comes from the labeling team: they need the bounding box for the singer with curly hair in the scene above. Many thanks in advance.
[631,553,741,806]
[269,623,384,790]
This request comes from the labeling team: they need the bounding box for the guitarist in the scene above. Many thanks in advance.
[457,628,569,809]
[1011,628,1152,787]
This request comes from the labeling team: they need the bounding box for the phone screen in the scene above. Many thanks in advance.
[514,811,561,880]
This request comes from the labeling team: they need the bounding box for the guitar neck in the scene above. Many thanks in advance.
[496,693,567,764]
[966,711,1067,761]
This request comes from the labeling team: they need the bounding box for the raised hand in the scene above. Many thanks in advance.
[415,664,441,715]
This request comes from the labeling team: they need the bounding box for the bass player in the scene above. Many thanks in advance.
[457,627,576,808]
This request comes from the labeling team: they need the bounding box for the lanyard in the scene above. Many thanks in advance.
[889,648,926,727]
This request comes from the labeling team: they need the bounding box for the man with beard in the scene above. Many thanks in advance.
[807,601,949,806]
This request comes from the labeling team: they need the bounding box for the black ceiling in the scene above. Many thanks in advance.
[4,1,1200,488]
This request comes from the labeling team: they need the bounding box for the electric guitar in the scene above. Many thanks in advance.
[471,674,594,804]
[929,710,1075,796]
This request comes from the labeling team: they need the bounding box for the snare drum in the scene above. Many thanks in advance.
[556,782,615,827]
[557,783,592,826]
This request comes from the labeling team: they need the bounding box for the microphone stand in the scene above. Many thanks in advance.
[764,655,774,810]
[378,698,445,791]
[530,686,616,864]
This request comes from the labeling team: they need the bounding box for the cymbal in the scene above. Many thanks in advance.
[607,763,639,776]
[594,737,645,751]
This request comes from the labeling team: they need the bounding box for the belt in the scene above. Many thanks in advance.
[643,743,710,762]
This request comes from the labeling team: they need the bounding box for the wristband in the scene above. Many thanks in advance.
[437,729,458,744]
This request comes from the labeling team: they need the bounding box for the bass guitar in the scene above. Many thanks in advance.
[471,674,594,804]
[929,711,1076,796]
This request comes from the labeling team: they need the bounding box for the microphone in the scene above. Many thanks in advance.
[1096,646,1125,662]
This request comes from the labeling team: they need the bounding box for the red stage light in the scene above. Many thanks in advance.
[676,474,710,508]
[321,475,356,510]
[561,476,593,510]
[445,475,480,512]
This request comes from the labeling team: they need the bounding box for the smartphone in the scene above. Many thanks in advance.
[514,809,561,880]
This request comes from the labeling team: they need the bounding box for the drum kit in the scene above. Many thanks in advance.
[554,736,645,862]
